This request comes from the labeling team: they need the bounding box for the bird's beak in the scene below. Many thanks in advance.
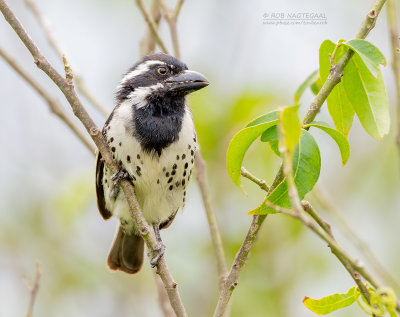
[165,70,209,93]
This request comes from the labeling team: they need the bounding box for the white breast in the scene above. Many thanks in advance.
[101,102,197,234]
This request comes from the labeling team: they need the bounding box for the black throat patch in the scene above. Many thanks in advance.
[133,95,185,156]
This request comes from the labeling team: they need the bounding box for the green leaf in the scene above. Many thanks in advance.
[249,130,321,215]
[227,112,279,189]
[343,39,386,77]
[261,126,280,156]
[279,105,301,155]
[304,121,350,165]
[342,53,390,140]
[261,125,278,142]
[319,40,355,137]
[246,111,278,127]
[303,287,360,315]
[294,69,319,103]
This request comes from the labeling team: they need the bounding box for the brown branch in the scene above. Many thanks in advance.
[301,200,333,238]
[213,1,387,315]
[278,115,375,306]
[212,165,284,317]
[140,0,162,56]
[174,0,184,17]
[312,186,400,296]
[135,0,169,54]
[153,271,175,317]
[298,201,373,306]
[24,262,41,317]
[195,153,228,290]
[386,0,400,160]
[213,214,264,317]
[0,1,187,315]
[24,0,110,117]
[159,0,180,58]
[0,47,95,154]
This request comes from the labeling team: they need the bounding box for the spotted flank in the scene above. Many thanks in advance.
[99,106,197,234]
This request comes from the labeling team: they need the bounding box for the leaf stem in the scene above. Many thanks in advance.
[241,167,270,192]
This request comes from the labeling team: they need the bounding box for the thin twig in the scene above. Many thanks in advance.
[241,166,270,192]
[213,1,388,315]
[301,200,333,238]
[140,0,162,57]
[24,0,109,117]
[174,0,184,17]
[24,262,41,317]
[0,2,187,315]
[213,214,265,317]
[386,0,400,161]
[135,0,169,54]
[0,47,95,153]
[153,271,175,317]
[159,0,180,58]
[195,153,228,290]
[278,116,374,305]
[312,186,400,296]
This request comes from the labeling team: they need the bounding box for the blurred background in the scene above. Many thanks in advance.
[1,0,399,316]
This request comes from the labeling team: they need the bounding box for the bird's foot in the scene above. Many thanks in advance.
[111,168,131,185]
[110,167,131,199]
[149,243,166,268]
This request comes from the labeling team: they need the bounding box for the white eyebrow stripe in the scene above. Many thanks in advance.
[119,60,166,86]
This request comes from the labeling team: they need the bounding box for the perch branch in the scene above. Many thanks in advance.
[0,47,95,153]
[23,0,109,117]
[0,1,187,315]
[213,1,387,315]
[153,271,175,317]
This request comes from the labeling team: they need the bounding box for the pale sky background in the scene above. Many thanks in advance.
[1,0,399,316]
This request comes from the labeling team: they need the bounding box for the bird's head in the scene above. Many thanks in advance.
[116,53,209,110]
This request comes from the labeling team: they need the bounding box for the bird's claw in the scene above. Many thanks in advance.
[111,168,130,185]
[149,243,166,268]
[110,168,131,199]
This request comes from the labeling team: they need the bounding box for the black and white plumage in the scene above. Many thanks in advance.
[96,53,209,274]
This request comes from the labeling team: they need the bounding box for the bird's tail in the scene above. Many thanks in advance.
[107,225,144,274]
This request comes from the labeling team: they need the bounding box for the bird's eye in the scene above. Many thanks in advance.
[157,66,168,75]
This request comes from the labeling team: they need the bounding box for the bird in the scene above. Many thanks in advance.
[95,53,209,274]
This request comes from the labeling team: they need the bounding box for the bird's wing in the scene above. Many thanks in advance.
[96,152,112,220]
